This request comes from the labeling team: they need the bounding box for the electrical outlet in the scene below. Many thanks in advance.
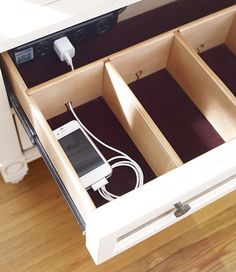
[34,41,51,57]
[9,11,119,65]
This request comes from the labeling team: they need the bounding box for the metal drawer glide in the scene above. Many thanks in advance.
[7,85,86,232]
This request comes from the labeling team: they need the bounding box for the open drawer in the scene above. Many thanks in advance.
[1,5,236,264]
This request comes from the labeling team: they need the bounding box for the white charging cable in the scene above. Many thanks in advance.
[53,37,75,71]
[68,102,144,201]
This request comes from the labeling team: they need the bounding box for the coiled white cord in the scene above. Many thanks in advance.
[68,102,144,201]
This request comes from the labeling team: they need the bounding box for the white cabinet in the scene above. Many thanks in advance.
[0,70,28,183]
[0,0,140,52]
[1,5,236,264]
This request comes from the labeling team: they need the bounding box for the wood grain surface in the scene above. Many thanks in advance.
[0,159,236,271]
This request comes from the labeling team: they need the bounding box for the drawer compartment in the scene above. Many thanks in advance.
[201,45,236,96]
[180,9,236,96]
[1,5,236,265]
[47,97,158,207]
[129,69,224,162]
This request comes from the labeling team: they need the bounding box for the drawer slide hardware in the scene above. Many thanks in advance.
[6,82,37,145]
[174,202,191,218]
[6,87,86,231]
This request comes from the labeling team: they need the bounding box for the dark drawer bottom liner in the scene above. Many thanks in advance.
[129,69,224,162]
[201,45,236,96]
[48,99,156,207]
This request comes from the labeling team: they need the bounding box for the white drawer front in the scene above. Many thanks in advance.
[86,139,236,264]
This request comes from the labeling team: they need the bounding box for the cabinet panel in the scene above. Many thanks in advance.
[1,5,236,264]
[0,0,140,52]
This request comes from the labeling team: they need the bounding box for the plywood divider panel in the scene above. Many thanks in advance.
[27,60,105,120]
[179,7,235,53]
[226,15,236,55]
[167,32,236,142]
[0,52,95,219]
[109,32,173,84]
[103,61,183,176]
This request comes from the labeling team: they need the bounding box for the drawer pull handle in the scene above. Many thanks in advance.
[174,202,191,218]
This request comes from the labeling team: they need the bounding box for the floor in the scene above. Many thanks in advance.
[0,159,236,272]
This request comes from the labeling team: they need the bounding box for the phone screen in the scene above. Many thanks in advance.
[58,129,104,177]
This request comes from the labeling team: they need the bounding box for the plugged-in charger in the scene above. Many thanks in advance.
[53,37,75,70]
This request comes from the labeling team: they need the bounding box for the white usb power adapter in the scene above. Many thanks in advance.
[53,36,75,70]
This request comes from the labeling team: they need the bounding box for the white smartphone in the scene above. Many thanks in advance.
[53,120,112,189]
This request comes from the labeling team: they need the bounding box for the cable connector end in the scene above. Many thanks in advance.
[91,178,108,191]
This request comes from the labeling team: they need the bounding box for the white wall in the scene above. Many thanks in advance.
[119,0,177,21]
